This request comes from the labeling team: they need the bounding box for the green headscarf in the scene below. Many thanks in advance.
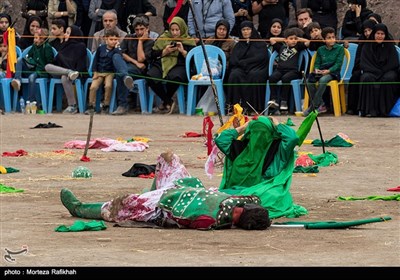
[153,16,196,78]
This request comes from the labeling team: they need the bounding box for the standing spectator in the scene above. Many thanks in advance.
[45,25,87,114]
[75,0,92,43]
[252,0,289,38]
[86,29,121,114]
[48,0,77,27]
[230,0,253,38]
[162,0,189,31]
[147,17,196,114]
[17,16,43,50]
[358,24,399,117]
[188,0,235,40]
[87,0,120,49]
[91,10,126,52]
[294,7,312,37]
[341,0,372,40]
[117,0,156,33]
[307,0,337,31]
[226,21,269,114]
[21,0,49,29]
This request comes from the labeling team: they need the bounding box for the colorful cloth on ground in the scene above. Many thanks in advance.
[285,118,295,126]
[64,138,148,152]
[158,177,261,229]
[274,216,392,229]
[338,194,400,201]
[387,186,400,192]
[0,184,24,193]
[308,151,338,167]
[55,220,107,232]
[2,150,28,157]
[215,116,308,219]
[101,153,190,223]
[312,135,353,147]
[295,154,315,167]
[293,165,319,173]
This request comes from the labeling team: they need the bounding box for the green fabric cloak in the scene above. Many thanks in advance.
[215,116,308,219]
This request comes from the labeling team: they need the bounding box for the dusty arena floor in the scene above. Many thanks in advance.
[0,112,398,268]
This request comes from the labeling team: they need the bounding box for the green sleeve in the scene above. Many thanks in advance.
[329,45,344,74]
[214,129,239,156]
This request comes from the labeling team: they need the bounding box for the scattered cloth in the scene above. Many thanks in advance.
[127,137,151,143]
[138,172,155,179]
[387,186,400,192]
[2,149,28,157]
[309,151,338,167]
[55,220,107,232]
[72,166,92,178]
[64,138,149,152]
[285,117,295,126]
[312,134,354,147]
[0,184,24,193]
[182,131,204,137]
[293,165,319,173]
[274,216,392,229]
[122,163,156,177]
[295,154,315,167]
[0,167,20,174]
[31,122,62,129]
[338,194,400,201]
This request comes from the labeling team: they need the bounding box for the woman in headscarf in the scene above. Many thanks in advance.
[346,19,376,115]
[0,13,12,37]
[147,16,196,114]
[226,21,269,114]
[205,19,236,67]
[21,0,49,29]
[215,115,307,219]
[17,16,43,50]
[45,25,87,114]
[358,23,399,117]
[341,0,372,40]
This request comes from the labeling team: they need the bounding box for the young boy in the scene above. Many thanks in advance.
[11,28,54,109]
[267,27,310,113]
[86,29,121,114]
[49,19,67,51]
[307,22,324,52]
[303,27,344,116]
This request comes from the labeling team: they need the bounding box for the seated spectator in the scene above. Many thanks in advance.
[358,24,399,117]
[49,19,67,51]
[17,16,43,50]
[45,25,87,114]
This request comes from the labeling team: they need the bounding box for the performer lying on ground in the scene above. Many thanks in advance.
[60,152,271,230]
[215,116,308,219]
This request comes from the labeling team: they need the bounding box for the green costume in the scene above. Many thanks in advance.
[215,116,308,219]
[158,177,263,229]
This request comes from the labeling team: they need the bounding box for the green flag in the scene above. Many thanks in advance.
[296,111,317,146]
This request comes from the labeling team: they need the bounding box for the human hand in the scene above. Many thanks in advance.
[320,69,330,75]
[355,5,361,17]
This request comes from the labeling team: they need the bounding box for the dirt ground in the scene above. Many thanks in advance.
[0,112,399,268]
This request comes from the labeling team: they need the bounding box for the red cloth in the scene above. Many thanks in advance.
[387,186,400,192]
[203,116,214,155]
[80,155,91,162]
[295,154,315,167]
[189,215,216,229]
[138,172,155,179]
[167,0,183,24]
[184,132,204,137]
[2,149,28,157]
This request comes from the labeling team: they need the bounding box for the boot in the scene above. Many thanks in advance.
[60,188,103,219]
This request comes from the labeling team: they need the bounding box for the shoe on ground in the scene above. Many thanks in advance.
[11,79,21,91]
[280,100,288,111]
[63,104,78,114]
[111,106,128,115]
[317,105,327,114]
[267,99,279,109]
[84,105,95,115]
[68,70,79,81]
[123,76,134,90]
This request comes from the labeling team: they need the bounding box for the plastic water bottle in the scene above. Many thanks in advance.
[31,101,37,114]
[25,101,31,114]
[19,97,25,113]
